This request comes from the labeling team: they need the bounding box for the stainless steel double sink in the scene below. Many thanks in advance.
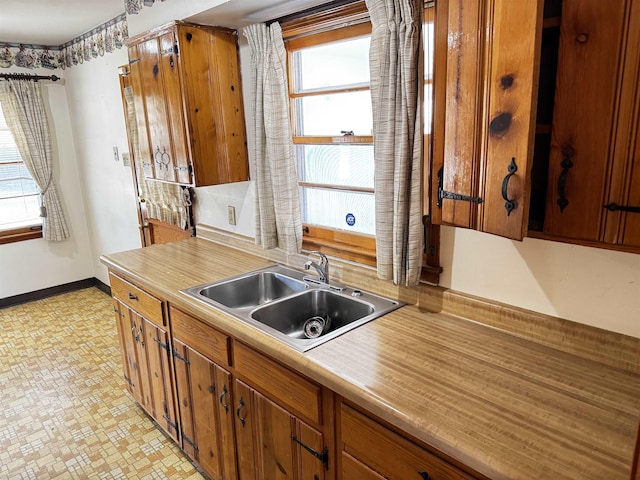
[180,265,402,352]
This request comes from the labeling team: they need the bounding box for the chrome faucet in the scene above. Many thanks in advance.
[303,251,329,284]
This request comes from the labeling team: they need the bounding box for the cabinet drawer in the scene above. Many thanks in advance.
[234,342,322,425]
[110,273,164,327]
[340,403,476,480]
[170,306,230,367]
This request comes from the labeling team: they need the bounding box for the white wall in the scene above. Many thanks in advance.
[63,48,141,286]
[439,227,640,338]
[0,67,95,299]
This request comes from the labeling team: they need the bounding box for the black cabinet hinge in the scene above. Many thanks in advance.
[603,203,640,214]
[437,168,483,208]
[129,58,140,65]
[163,414,178,432]
[172,348,190,365]
[291,436,328,470]
[153,337,169,352]
[123,374,134,387]
[182,431,199,451]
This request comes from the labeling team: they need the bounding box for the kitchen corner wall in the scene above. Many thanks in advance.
[439,227,640,339]
[0,67,95,299]
[63,48,141,286]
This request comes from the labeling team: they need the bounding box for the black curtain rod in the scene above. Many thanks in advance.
[0,73,60,82]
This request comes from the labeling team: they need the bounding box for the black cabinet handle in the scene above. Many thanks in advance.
[236,397,246,427]
[501,157,518,216]
[557,147,574,212]
[219,385,229,414]
[418,472,432,480]
[128,292,138,301]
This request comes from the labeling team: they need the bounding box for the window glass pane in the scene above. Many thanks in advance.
[301,187,375,235]
[424,83,433,134]
[0,196,40,228]
[293,36,371,92]
[297,144,374,188]
[0,130,21,164]
[0,105,41,231]
[295,91,373,136]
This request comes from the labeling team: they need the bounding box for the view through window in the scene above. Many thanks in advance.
[289,25,375,237]
[0,106,42,233]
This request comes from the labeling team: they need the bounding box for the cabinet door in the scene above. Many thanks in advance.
[234,379,327,480]
[173,339,222,479]
[126,46,154,182]
[433,0,543,239]
[542,0,629,241]
[604,0,640,248]
[234,379,257,480]
[135,36,177,183]
[158,31,191,184]
[113,299,141,401]
[215,366,238,480]
[143,318,179,442]
[129,308,154,413]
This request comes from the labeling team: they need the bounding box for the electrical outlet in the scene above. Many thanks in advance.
[227,206,236,226]
[122,153,130,166]
[113,146,119,162]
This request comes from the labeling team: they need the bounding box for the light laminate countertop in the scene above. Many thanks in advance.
[101,237,640,480]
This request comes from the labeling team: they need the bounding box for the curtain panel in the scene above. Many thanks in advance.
[243,22,302,255]
[0,80,70,241]
[367,0,423,286]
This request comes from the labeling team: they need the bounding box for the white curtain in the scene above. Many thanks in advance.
[367,0,423,286]
[243,22,302,255]
[0,80,70,241]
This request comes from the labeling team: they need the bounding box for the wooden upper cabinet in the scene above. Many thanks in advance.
[432,0,543,240]
[127,21,249,187]
[543,0,630,241]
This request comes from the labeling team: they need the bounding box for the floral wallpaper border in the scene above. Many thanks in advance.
[126,0,167,15]
[0,13,128,70]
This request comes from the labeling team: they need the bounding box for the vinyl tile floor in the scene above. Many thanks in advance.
[0,287,204,479]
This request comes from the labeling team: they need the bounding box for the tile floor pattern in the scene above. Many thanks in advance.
[0,287,204,479]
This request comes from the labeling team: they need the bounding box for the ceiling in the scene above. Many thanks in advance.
[0,0,125,46]
[0,0,336,47]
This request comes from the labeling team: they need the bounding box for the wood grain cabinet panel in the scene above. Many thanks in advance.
[432,0,543,240]
[233,379,327,480]
[529,0,640,252]
[339,403,478,480]
[110,277,178,442]
[127,21,249,187]
[233,341,322,426]
[170,307,236,480]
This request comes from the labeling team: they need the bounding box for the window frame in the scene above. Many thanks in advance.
[0,106,43,244]
[282,0,441,281]
[284,12,376,266]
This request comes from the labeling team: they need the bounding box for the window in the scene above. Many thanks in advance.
[285,17,376,264]
[0,105,42,244]
[283,1,440,280]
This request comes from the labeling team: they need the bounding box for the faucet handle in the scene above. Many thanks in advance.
[308,250,328,265]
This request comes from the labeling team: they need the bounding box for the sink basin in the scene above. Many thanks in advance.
[251,289,375,339]
[183,266,307,309]
[180,264,402,352]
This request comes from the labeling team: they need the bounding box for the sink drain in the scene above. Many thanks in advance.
[303,315,331,339]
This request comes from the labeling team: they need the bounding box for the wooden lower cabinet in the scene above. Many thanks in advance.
[339,403,476,480]
[233,379,326,480]
[110,270,489,480]
[171,306,236,480]
[111,275,179,442]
